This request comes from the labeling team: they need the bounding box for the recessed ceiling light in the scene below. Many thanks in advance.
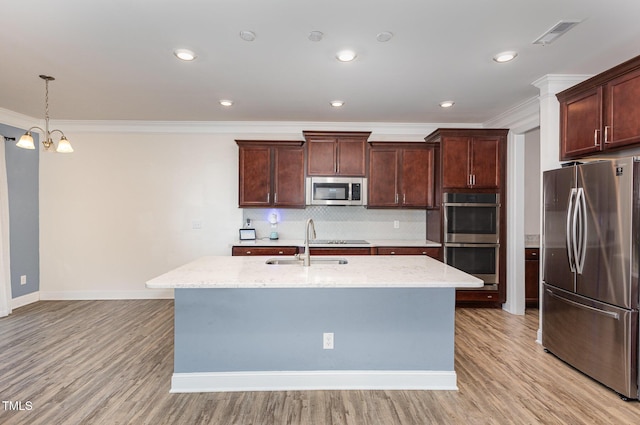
[174,49,197,61]
[308,31,324,42]
[493,51,518,63]
[336,50,357,62]
[439,101,455,108]
[330,100,344,107]
[239,31,256,42]
[220,100,234,107]
[376,31,394,42]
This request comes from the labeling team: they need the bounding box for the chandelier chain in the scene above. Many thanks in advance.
[44,78,50,122]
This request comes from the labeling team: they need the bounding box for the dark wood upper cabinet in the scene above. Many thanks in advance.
[430,130,506,190]
[238,144,272,207]
[605,67,640,149]
[367,142,434,208]
[471,136,501,189]
[559,86,603,159]
[305,138,336,175]
[440,136,470,189]
[303,131,370,176]
[558,55,640,160]
[401,147,434,207]
[273,147,306,207]
[368,147,399,207]
[236,140,305,208]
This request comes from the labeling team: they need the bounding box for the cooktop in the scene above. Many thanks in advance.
[310,239,370,244]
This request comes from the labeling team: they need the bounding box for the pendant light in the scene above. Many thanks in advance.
[17,75,73,153]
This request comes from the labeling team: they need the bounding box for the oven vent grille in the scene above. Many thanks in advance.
[533,20,581,45]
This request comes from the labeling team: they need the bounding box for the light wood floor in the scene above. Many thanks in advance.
[1,300,638,424]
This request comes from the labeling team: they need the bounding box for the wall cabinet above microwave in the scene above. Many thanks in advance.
[303,131,370,177]
[236,140,306,208]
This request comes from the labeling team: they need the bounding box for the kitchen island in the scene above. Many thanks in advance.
[146,255,482,393]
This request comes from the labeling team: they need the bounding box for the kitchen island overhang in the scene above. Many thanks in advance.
[146,255,483,393]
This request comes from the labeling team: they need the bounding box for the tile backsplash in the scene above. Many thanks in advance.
[242,206,426,241]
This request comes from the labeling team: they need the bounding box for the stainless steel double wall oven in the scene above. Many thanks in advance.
[443,193,500,290]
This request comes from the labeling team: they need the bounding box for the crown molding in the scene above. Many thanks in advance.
[532,74,592,97]
[483,96,539,134]
[38,120,483,140]
[0,107,40,130]
[6,105,547,140]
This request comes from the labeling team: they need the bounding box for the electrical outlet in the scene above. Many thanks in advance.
[394,220,400,229]
[192,220,202,230]
[20,275,27,285]
[323,332,334,350]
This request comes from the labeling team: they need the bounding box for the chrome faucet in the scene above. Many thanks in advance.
[302,218,316,266]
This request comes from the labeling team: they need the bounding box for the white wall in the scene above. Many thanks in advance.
[36,122,457,299]
[39,131,242,299]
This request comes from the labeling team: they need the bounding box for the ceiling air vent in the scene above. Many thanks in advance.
[533,20,581,45]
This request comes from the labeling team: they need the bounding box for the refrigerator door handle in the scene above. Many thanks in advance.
[545,289,620,320]
[575,188,587,274]
[572,188,582,273]
[566,188,577,272]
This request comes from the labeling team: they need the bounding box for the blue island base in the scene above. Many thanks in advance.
[172,287,457,392]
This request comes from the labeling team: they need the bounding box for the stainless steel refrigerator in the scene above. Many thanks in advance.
[542,157,639,400]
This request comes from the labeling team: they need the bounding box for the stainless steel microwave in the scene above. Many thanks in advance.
[305,177,367,206]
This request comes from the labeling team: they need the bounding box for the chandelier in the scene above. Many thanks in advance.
[17,75,73,153]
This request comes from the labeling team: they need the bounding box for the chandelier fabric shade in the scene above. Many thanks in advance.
[18,75,74,153]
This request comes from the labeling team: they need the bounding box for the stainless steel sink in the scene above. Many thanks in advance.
[265,257,348,265]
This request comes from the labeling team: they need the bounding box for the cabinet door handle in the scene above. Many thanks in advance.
[594,129,600,146]
[403,193,406,204]
[267,192,270,203]
[395,193,399,204]
[246,251,252,255]
[390,251,396,255]
[604,126,610,144]
[274,193,278,203]
[469,174,473,186]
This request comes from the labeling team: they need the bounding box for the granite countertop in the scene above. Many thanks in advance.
[232,239,442,248]
[146,255,482,289]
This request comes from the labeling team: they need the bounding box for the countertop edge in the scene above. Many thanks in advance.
[145,255,483,290]
[231,239,442,248]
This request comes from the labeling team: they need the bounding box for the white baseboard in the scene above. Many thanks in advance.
[39,289,174,300]
[170,370,458,393]
[12,291,40,309]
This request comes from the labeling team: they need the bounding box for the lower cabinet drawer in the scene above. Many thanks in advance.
[376,247,440,258]
[308,247,372,256]
[232,246,298,256]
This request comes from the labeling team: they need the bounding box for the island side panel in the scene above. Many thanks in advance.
[174,287,455,373]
